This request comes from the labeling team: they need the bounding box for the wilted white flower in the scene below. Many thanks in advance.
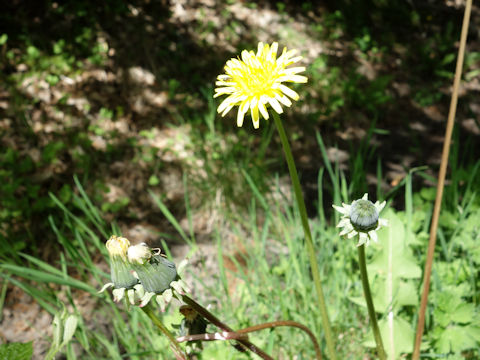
[128,243,153,264]
[333,194,388,247]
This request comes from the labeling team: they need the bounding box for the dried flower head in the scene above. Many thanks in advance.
[214,42,307,129]
[333,194,388,247]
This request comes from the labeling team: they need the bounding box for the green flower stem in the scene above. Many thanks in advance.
[141,303,187,360]
[357,245,386,360]
[272,111,336,360]
[182,295,273,360]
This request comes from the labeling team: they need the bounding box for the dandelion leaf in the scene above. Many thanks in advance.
[363,316,414,359]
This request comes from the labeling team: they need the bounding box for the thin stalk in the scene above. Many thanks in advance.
[141,303,187,360]
[358,245,386,360]
[177,331,249,342]
[412,0,472,358]
[177,320,322,360]
[238,321,322,360]
[272,111,336,359]
[181,295,273,360]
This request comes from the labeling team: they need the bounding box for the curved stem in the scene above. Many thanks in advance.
[141,303,187,360]
[272,111,335,359]
[181,295,273,360]
[177,331,249,342]
[412,0,472,358]
[177,320,322,360]
[240,321,321,360]
[358,245,386,360]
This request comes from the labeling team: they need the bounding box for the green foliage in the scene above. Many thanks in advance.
[432,286,480,354]
[0,342,33,360]
[357,209,421,359]
[2,143,480,358]
[45,308,79,360]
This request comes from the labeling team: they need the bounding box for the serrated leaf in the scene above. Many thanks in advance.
[452,303,475,324]
[436,325,479,353]
[436,290,462,312]
[0,342,33,360]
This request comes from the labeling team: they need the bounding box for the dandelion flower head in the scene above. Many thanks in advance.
[214,42,308,129]
[106,235,130,259]
[333,194,388,247]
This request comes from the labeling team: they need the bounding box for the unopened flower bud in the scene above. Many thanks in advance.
[106,235,138,289]
[333,194,388,247]
[350,199,379,232]
[129,247,177,294]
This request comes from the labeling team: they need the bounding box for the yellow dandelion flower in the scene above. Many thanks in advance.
[214,42,308,129]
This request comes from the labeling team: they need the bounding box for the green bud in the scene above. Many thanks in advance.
[130,253,177,294]
[106,235,138,289]
[349,199,379,232]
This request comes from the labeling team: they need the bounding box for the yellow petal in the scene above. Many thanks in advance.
[279,84,299,100]
[275,93,292,107]
[251,105,259,126]
[268,97,283,114]
[237,107,246,127]
[256,42,264,57]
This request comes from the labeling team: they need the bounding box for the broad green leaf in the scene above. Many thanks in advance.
[368,209,421,280]
[369,277,418,313]
[364,316,414,359]
[0,342,33,360]
[395,280,418,307]
[364,209,421,314]
[359,210,420,358]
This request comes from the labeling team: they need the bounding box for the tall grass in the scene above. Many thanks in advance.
[1,123,480,358]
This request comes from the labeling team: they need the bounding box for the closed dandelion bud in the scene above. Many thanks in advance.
[350,199,379,232]
[333,194,388,247]
[128,244,177,294]
[106,235,138,289]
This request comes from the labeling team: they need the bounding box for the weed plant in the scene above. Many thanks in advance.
[2,118,480,358]
[1,3,480,358]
